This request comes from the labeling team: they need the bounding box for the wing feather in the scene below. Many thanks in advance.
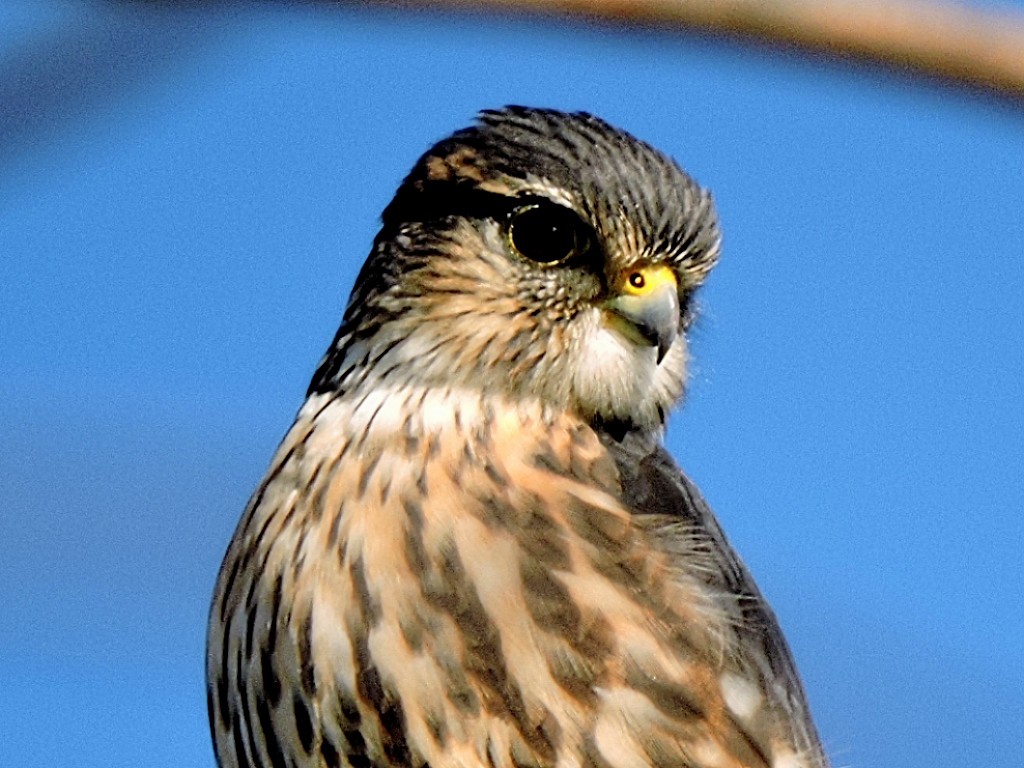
[600,429,828,767]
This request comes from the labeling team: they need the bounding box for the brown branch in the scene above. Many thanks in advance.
[366,0,1024,104]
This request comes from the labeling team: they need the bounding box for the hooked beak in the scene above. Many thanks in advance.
[605,265,680,364]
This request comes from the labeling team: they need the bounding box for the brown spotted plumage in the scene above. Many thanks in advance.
[207,107,829,768]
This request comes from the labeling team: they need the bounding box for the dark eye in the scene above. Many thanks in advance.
[507,203,591,264]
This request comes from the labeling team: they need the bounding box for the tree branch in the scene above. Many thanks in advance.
[366,0,1024,104]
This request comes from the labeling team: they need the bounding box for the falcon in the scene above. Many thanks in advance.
[207,107,829,768]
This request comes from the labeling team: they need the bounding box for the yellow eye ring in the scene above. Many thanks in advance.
[622,265,676,296]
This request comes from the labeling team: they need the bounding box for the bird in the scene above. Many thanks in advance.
[206,106,828,768]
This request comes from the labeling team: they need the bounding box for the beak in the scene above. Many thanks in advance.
[605,265,680,363]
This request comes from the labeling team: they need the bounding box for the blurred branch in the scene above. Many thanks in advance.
[366,0,1024,104]
[0,4,223,172]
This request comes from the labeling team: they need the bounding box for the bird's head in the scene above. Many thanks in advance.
[311,107,721,433]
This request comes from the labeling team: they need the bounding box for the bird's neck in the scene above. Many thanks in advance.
[297,383,562,452]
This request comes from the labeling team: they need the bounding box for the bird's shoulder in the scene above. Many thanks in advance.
[596,428,827,767]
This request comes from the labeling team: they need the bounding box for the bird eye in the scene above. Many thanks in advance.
[508,203,591,265]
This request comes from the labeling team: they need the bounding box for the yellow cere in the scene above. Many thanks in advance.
[622,265,677,296]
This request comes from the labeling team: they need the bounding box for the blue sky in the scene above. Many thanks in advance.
[2,2,1022,766]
